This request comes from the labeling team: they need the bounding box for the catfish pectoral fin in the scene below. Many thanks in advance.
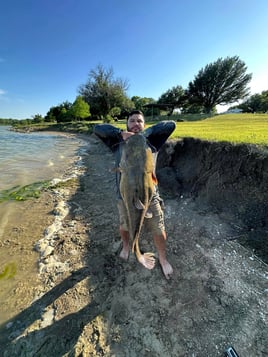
[135,199,145,210]
[145,209,153,218]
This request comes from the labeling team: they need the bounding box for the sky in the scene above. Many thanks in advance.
[1,0,268,119]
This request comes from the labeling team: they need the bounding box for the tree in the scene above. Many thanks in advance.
[259,90,268,112]
[181,101,205,114]
[32,114,43,123]
[45,101,72,123]
[70,96,90,121]
[187,56,252,113]
[238,90,268,113]
[131,96,155,110]
[131,96,156,116]
[157,85,186,115]
[109,107,121,119]
[79,64,131,119]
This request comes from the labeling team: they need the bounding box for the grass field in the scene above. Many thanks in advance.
[171,113,268,145]
[114,113,268,146]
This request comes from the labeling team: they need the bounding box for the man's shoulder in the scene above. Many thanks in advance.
[144,120,176,151]
[93,123,123,151]
[157,120,176,129]
[144,120,176,137]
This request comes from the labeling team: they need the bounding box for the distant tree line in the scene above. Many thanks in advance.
[0,118,18,125]
[1,96,90,126]
[233,90,268,113]
[5,55,268,125]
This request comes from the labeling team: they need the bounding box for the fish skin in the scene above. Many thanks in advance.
[119,134,157,269]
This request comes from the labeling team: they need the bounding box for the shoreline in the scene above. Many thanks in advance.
[27,131,92,279]
[0,132,91,325]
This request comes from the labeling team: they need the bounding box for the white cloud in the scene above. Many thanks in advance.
[0,89,9,102]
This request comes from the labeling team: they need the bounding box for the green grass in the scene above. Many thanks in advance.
[170,113,268,145]
[114,113,268,145]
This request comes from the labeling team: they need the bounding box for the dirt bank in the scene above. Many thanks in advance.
[157,138,268,263]
[0,134,267,357]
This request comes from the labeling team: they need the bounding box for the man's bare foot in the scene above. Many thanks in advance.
[160,260,173,280]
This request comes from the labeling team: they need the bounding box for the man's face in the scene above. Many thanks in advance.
[127,114,145,133]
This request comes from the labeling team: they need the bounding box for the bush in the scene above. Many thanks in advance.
[103,114,114,123]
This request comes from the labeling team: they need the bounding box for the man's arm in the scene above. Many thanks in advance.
[144,121,176,151]
[93,124,123,152]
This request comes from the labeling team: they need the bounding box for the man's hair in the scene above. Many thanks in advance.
[128,110,145,119]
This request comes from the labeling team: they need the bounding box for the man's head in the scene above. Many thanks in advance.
[127,110,145,133]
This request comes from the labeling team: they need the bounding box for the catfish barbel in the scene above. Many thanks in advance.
[119,134,158,269]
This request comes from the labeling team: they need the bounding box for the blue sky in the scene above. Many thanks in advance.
[1,0,268,119]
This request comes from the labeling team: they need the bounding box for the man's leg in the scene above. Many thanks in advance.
[153,231,173,280]
[148,195,173,279]
[119,226,130,260]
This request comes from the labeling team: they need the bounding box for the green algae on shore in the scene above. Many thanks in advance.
[0,181,51,202]
[0,262,16,280]
[0,177,81,204]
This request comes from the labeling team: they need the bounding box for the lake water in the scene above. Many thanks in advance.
[0,126,89,323]
[0,126,86,191]
[0,125,89,240]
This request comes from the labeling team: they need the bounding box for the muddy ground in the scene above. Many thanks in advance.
[0,134,267,356]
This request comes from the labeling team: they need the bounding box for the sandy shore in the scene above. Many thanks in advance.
[0,133,90,324]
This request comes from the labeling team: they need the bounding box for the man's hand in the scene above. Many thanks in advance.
[121,131,135,141]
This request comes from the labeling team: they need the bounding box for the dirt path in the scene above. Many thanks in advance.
[0,135,267,356]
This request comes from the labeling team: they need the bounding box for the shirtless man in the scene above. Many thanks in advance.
[94,110,175,279]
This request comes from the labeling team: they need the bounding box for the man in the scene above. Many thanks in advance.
[94,110,175,279]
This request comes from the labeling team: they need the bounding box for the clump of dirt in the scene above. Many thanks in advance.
[1,135,267,357]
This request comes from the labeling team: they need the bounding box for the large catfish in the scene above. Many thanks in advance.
[119,133,158,269]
